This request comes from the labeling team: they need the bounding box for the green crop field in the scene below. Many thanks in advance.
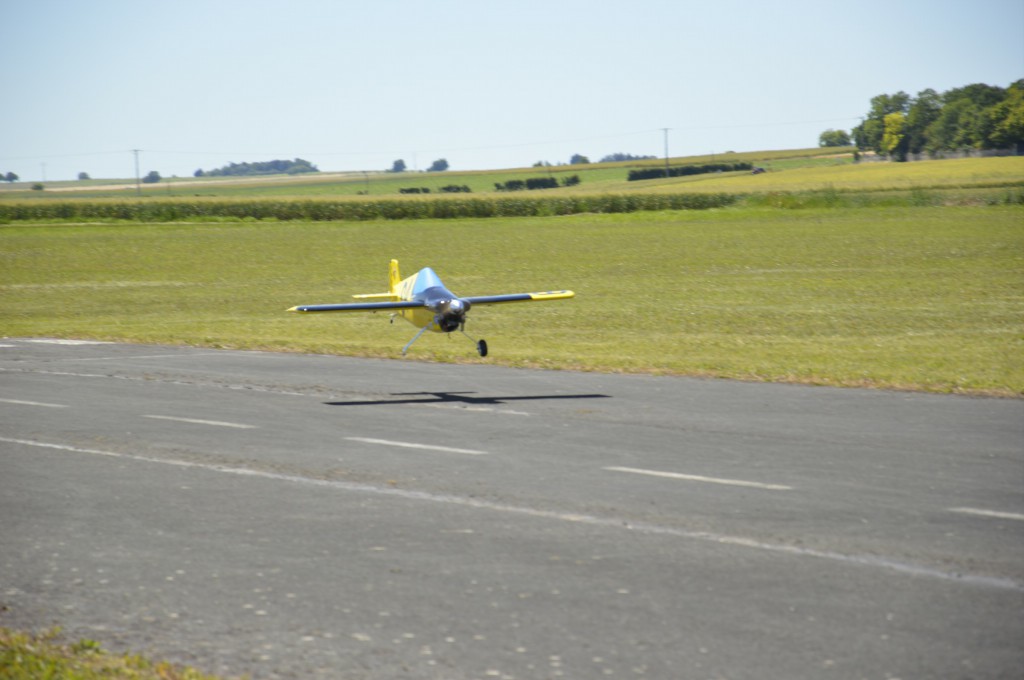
[2,166,1022,395]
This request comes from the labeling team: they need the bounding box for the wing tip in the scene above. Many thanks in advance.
[530,290,575,301]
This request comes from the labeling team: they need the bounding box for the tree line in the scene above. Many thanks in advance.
[195,158,319,177]
[836,79,1023,160]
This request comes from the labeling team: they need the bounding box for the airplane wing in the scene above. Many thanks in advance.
[288,290,573,312]
[462,290,575,306]
[288,301,425,313]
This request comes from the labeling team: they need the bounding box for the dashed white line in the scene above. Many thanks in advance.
[1,435,1019,591]
[948,507,1024,522]
[345,437,487,455]
[143,415,256,429]
[0,398,69,408]
[17,338,111,345]
[604,466,793,490]
[75,353,224,362]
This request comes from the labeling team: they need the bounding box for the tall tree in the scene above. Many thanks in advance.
[818,129,851,147]
[853,91,910,153]
[984,80,1024,150]
[882,112,909,161]
[904,89,942,155]
[926,99,981,151]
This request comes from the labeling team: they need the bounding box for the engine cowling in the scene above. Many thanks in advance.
[429,298,470,332]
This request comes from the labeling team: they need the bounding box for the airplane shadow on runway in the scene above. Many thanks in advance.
[325,391,611,407]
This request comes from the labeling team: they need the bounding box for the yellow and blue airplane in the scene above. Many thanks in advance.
[288,260,574,356]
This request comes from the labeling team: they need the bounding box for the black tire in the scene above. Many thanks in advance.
[477,339,488,357]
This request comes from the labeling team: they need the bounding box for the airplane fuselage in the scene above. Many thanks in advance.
[396,267,469,332]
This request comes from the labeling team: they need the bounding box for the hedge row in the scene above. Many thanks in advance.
[628,162,754,181]
[0,193,738,223]
[495,175,581,191]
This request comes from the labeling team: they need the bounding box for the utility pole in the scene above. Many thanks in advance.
[662,128,670,178]
[133,149,141,196]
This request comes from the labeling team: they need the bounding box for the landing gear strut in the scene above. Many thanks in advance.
[401,323,432,356]
[401,315,489,357]
[460,327,488,357]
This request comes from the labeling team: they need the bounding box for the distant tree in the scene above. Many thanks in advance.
[882,112,909,161]
[4,171,18,183]
[852,118,882,153]
[31,183,44,191]
[389,159,407,173]
[200,158,318,177]
[533,160,552,167]
[194,169,205,177]
[142,170,161,184]
[569,154,590,165]
[427,158,449,172]
[933,83,1007,151]
[852,91,910,153]
[984,80,1024,150]
[599,152,656,162]
[77,171,91,181]
[818,129,851,147]
[904,88,942,154]
[925,99,980,152]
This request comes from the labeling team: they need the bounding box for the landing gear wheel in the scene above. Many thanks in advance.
[477,339,488,357]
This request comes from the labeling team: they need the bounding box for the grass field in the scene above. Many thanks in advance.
[2,150,1021,201]
[2,199,1021,395]
[0,147,853,199]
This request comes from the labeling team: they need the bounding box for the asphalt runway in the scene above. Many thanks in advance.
[1,338,1022,679]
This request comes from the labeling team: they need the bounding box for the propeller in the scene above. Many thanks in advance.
[428,297,471,332]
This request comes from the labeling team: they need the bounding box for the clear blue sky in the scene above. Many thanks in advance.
[2,0,1021,181]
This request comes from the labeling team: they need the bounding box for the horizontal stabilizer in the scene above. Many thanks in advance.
[352,292,399,300]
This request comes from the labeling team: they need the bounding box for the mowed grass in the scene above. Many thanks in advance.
[2,204,1021,395]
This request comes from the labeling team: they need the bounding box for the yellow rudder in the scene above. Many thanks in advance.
[389,259,402,293]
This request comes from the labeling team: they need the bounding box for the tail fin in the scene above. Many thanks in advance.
[351,259,404,301]
[389,259,401,293]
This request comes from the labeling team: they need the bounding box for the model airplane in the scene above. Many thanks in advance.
[288,259,574,356]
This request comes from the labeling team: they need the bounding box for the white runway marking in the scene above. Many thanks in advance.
[604,466,793,490]
[18,338,112,345]
[0,398,69,408]
[143,415,256,429]
[0,435,1019,592]
[75,353,224,362]
[949,507,1024,522]
[345,437,487,455]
